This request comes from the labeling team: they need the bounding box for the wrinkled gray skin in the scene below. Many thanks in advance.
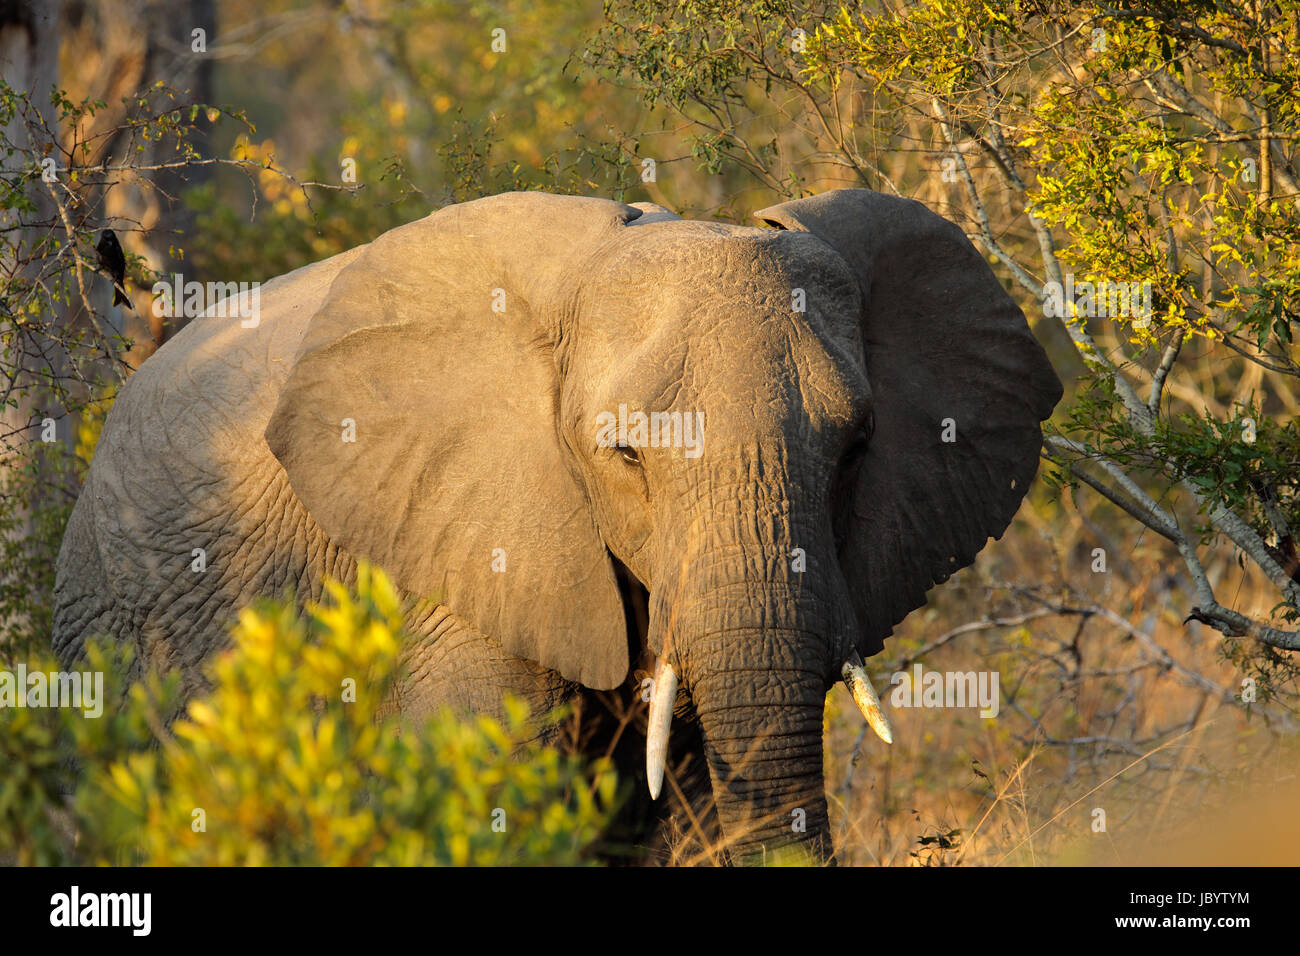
[54,190,1061,863]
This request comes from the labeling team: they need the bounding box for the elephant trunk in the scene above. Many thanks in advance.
[658,547,846,863]
[688,640,832,863]
[646,451,855,863]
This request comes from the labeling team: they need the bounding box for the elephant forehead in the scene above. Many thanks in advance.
[616,219,853,275]
[587,224,861,334]
[582,223,864,385]
[576,309,870,445]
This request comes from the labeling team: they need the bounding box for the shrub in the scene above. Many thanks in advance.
[0,564,618,865]
[0,383,116,664]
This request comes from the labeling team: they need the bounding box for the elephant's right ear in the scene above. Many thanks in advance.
[265,193,644,690]
[756,189,1062,657]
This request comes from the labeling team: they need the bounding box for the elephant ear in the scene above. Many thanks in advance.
[266,192,644,689]
[756,189,1062,656]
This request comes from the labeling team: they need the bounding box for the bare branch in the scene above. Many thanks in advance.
[1044,435,1300,651]
[1044,435,1182,541]
[1148,331,1184,416]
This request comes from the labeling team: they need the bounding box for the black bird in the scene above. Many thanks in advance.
[95,229,128,306]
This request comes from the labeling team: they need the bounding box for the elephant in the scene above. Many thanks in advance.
[52,188,1062,863]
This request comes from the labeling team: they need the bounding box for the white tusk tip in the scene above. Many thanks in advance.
[842,652,894,745]
[645,659,677,800]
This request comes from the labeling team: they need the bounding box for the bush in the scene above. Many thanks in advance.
[0,564,618,865]
[0,383,115,664]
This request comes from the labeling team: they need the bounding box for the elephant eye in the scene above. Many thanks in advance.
[841,427,870,469]
[840,410,874,466]
[617,444,641,466]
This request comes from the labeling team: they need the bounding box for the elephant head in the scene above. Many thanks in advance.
[264,189,1062,862]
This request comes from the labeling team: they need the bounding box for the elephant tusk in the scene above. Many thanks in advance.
[646,658,678,800]
[842,651,893,744]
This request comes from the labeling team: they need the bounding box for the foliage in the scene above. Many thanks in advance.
[0,75,238,654]
[0,565,618,866]
[0,638,180,866]
[186,0,653,282]
[593,0,1300,671]
[0,79,234,408]
[0,384,114,662]
[583,0,835,206]
[0,449,78,662]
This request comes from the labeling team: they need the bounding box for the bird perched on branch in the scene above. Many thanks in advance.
[95,229,129,306]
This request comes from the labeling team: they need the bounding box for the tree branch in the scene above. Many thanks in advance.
[1044,435,1300,651]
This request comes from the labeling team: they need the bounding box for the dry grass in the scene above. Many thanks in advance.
[825,491,1300,867]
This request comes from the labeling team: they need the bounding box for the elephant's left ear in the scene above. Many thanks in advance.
[756,189,1063,656]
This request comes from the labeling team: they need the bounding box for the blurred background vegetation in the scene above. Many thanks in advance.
[2,0,1299,864]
